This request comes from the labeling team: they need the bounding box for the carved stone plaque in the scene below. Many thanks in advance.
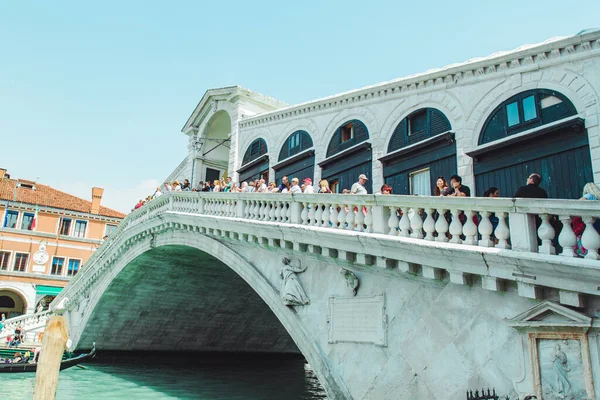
[328,294,386,346]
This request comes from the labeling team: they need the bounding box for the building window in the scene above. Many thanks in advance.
[105,224,117,237]
[540,95,562,109]
[409,168,431,196]
[506,102,520,127]
[13,253,29,272]
[51,257,65,275]
[73,220,87,238]
[59,217,72,236]
[522,95,537,121]
[67,259,80,276]
[0,251,10,270]
[21,213,34,230]
[340,123,354,143]
[408,110,427,136]
[4,210,19,228]
[288,132,301,152]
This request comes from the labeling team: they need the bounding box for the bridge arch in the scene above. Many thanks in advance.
[62,221,352,400]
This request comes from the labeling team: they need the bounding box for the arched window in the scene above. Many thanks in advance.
[470,89,590,199]
[388,108,451,152]
[320,120,372,193]
[381,108,455,195]
[242,138,268,166]
[278,131,313,161]
[326,120,369,158]
[479,89,577,145]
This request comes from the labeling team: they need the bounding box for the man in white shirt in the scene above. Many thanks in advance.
[350,174,369,194]
[302,178,315,194]
[290,178,302,194]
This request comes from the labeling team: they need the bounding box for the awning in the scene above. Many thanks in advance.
[36,285,63,296]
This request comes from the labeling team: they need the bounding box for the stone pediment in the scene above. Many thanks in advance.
[507,300,592,329]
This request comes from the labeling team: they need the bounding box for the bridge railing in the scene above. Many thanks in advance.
[66,192,600,294]
[163,192,600,260]
[0,310,52,340]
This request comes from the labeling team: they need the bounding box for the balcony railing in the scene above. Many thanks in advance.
[87,192,600,272]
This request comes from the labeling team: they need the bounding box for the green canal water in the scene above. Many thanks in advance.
[1,353,328,400]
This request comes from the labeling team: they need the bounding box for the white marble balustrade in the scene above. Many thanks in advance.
[134,192,600,260]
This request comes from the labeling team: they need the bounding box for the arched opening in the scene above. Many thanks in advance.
[380,108,455,195]
[77,245,299,353]
[195,110,232,184]
[0,289,27,318]
[238,138,269,183]
[319,120,372,193]
[468,89,592,198]
[273,130,315,185]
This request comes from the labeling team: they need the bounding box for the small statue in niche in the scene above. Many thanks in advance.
[280,257,309,306]
[339,268,359,296]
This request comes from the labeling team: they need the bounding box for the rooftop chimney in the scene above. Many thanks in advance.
[91,187,104,214]
[0,168,6,179]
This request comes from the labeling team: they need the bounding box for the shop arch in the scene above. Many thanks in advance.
[468,89,592,198]
[238,138,269,183]
[273,130,315,185]
[380,108,455,195]
[320,120,372,193]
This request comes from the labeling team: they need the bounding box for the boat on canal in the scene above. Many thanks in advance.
[0,344,96,373]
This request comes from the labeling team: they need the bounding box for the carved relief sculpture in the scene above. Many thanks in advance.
[280,257,309,306]
[339,268,359,296]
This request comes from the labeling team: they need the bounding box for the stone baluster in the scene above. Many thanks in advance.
[409,208,424,239]
[244,200,250,219]
[449,209,463,244]
[330,203,339,228]
[364,206,373,233]
[249,200,257,220]
[322,203,331,227]
[537,213,556,255]
[581,216,600,260]
[463,210,478,245]
[274,201,282,222]
[301,202,309,225]
[399,207,411,237]
[254,200,261,220]
[286,202,292,223]
[423,208,435,241]
[307,203,315,226]
[207,199,213,215]
[558,215,576,257]
[355,205,365,232]
[478,211,494,247]
[345,204,355,231]
[435,209,449,242]
[262,201,270,221]
[314,203,323,227]
[269,201,276,221]
[337,204,346,229]
[388,207,399,235]
[495,212,511,249]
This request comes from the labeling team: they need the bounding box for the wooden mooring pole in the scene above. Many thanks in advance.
[33,316,69,400]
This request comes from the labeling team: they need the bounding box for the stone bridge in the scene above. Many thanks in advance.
[51,192,600,399]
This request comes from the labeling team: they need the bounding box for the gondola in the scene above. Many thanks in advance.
[0,344,96,373]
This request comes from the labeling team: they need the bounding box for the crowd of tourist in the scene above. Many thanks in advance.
[132,171,599,211]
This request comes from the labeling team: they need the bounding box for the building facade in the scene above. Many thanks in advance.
[167,29,600,201]
[0,168,125,318]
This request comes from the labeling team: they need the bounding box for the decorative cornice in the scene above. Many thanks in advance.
[239,30,600,130]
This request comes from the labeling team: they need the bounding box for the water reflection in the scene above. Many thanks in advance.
[2,353,328,400]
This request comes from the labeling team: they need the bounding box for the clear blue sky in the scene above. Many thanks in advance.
[1,0,599,212]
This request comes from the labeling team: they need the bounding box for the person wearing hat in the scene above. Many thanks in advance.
[302,178,315,193]
[351,174,369,195]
